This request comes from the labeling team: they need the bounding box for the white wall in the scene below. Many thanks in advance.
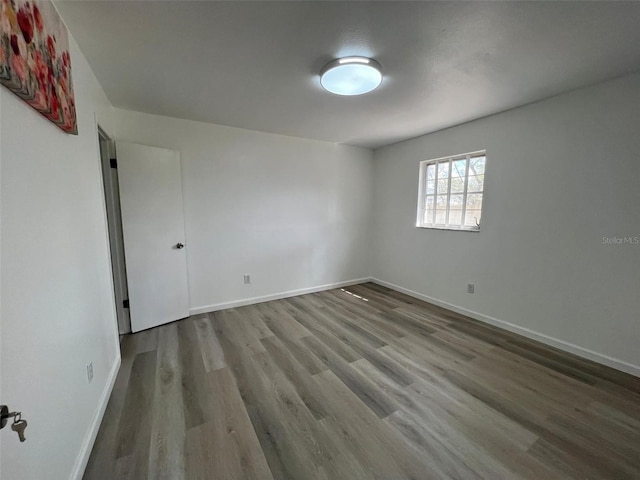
[371,73,640,375]
[0,36,120,480]
[114,109,373,313]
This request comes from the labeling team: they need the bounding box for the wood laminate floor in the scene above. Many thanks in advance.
[84,282,640,480]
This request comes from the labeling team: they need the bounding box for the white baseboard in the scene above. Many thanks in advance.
[70,354,121,480]
[370,277,640,378]
[189,277,371,315]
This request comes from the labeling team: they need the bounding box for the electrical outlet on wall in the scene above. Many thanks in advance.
[86,362,94,383]
[243,274,251,284]
[467,283,475,294]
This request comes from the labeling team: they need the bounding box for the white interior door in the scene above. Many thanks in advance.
[117,142,190,332]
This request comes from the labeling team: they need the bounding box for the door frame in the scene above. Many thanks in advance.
[98,127,131,335]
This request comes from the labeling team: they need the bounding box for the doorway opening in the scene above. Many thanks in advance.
[98,127,132,336]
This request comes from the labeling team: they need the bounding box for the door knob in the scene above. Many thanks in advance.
[176,242,185,249]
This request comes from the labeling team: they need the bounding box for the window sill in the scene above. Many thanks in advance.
[416,225,480,233]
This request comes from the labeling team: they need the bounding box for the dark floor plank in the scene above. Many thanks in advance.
[316,289,387,319]
[177,320,212,429]
[378,309,439,338]
[115,350,157,459]
[261,335,330,420]
[193,314,226,372]
[318,302,388,351]
[341,284,405,310]
[386,408,484,480]
[230,350,364,479]
[148,323,186,480]
[257,302,329,375]
[445,368,639,479]
[82,384,128,480]
[255,301,312,339]
[302,335,398,418]
[303,303,416,387]
[113,350,157,479]
[185,367,273,480]
[85,282,640,480]
[314,369,441,480]
[285,300,362,363]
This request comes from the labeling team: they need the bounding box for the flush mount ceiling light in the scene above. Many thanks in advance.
[320,57,382,96]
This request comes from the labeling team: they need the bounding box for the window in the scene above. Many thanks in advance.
[416,150,486,231]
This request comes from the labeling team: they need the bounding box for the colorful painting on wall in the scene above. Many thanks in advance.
[1,0,77,134]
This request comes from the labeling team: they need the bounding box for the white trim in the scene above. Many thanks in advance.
[370,277,640,378]
[419,149,486,166]
[189,278,371,315]
[70,355,121,480]
[416,225,479,233]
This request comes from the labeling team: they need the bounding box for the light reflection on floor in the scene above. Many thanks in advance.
[340,288,369,302]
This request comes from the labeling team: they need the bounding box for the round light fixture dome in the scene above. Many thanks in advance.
[320,57,382,96]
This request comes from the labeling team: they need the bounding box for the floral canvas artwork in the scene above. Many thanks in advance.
[1,0,77,134]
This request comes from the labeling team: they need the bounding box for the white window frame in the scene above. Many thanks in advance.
[416,150,486,232]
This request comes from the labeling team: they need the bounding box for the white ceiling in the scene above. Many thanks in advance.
[56,1,640,149]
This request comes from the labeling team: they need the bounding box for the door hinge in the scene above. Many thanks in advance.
[110,158,118,169]
[123,299,130,309]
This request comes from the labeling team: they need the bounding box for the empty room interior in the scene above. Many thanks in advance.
[2,1,640,479]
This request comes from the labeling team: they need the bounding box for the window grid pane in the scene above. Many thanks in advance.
[426,164,436,181]
[433,159,440,224]
[465,193,483,227]
[444,158,453,227]
[451,158,466,194]
[469,156,485,175]
[449,194,464,225]
[417,151,485,231]
[461,155,470,226]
